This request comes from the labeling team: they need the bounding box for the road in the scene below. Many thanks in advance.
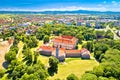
[106,25,120,40]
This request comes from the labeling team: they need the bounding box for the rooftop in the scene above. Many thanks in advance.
[52,35,77,45]
[38,46,90,55]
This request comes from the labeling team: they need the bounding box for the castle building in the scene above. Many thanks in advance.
[52,35,78,49]
[37,35,90,62]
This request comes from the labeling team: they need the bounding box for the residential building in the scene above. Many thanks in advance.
[115,22,120,26]
[95,22,101,29]
[86,22,91,27]
[76,21,82,26]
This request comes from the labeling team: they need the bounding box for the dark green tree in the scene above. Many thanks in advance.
[5,51,17,62]
[43,35,49,43]
[0,69,6,78]
[48,57,59,76]
[80,73,97,80]
[67,74,79,80]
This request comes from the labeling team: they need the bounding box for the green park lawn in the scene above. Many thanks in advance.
[48,58,99,80]
[17,41,24,61]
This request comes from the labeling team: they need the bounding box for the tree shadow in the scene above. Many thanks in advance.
[2,61,9,69]
[48,68,57,76]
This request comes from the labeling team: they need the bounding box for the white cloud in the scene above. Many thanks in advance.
[111,1,118,5]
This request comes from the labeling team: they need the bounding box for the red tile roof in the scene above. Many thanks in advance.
[38,46,90,55]
[61,35,74,39]
[80,48,90,54]
[65,50,81,54]
[39,46,55,51]
[77,20,84,22]
[52,35,77,45]
[53,38,74,44]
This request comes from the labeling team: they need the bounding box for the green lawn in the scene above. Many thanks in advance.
[49,58,99,80]
[17,41,24,61]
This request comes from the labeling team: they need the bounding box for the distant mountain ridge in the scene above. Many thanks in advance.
[0,10,120,14]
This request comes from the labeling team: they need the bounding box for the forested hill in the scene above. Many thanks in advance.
[0,10,120,14]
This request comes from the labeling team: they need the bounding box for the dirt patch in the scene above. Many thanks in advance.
[0,41,12,69]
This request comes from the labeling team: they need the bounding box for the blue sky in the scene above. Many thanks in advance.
[0,0,120,12]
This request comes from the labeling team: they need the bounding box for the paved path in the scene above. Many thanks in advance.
[106,25,120,40]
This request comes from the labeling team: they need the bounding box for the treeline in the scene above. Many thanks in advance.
[0,23,114,44]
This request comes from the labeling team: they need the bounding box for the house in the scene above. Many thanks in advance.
[26,29,32,35]
[39,46,55,56]
[80,48,90,59]
[114,22,120,26]
[86,22,91,27]
[95,22,101,29]
[52,35,78,49]
[9,27,16,30]
[65,21,72,25]
[58,20,64,24]
[76,20,83,26]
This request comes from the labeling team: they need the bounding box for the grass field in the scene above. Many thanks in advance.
[17,41,24,61]
[48,58,99,80]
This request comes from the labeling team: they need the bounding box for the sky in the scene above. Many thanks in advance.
[0,0,120,12]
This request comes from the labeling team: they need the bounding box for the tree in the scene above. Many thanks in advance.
[0,69,6,78]
[72,21,76,25]
[93,66,104,77]
[105,30,114,39]
[48,56,59,76]
[26,61,49,80]
[98,76,116,80]
[101,49,120,63]
[10,63,27,80]
[22,48,33,65]
[5,51,16,62]
[20,73,39,80]
[30,36,38,47]
[94,43,109,60]
[67,74,79,80]
[113,43,120,50]
[43,35,49,43]
[80,73,97,80]
[33,51,39,64]
[95,30,105,39]
[82,41,93,52]
[76,33,84,44]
